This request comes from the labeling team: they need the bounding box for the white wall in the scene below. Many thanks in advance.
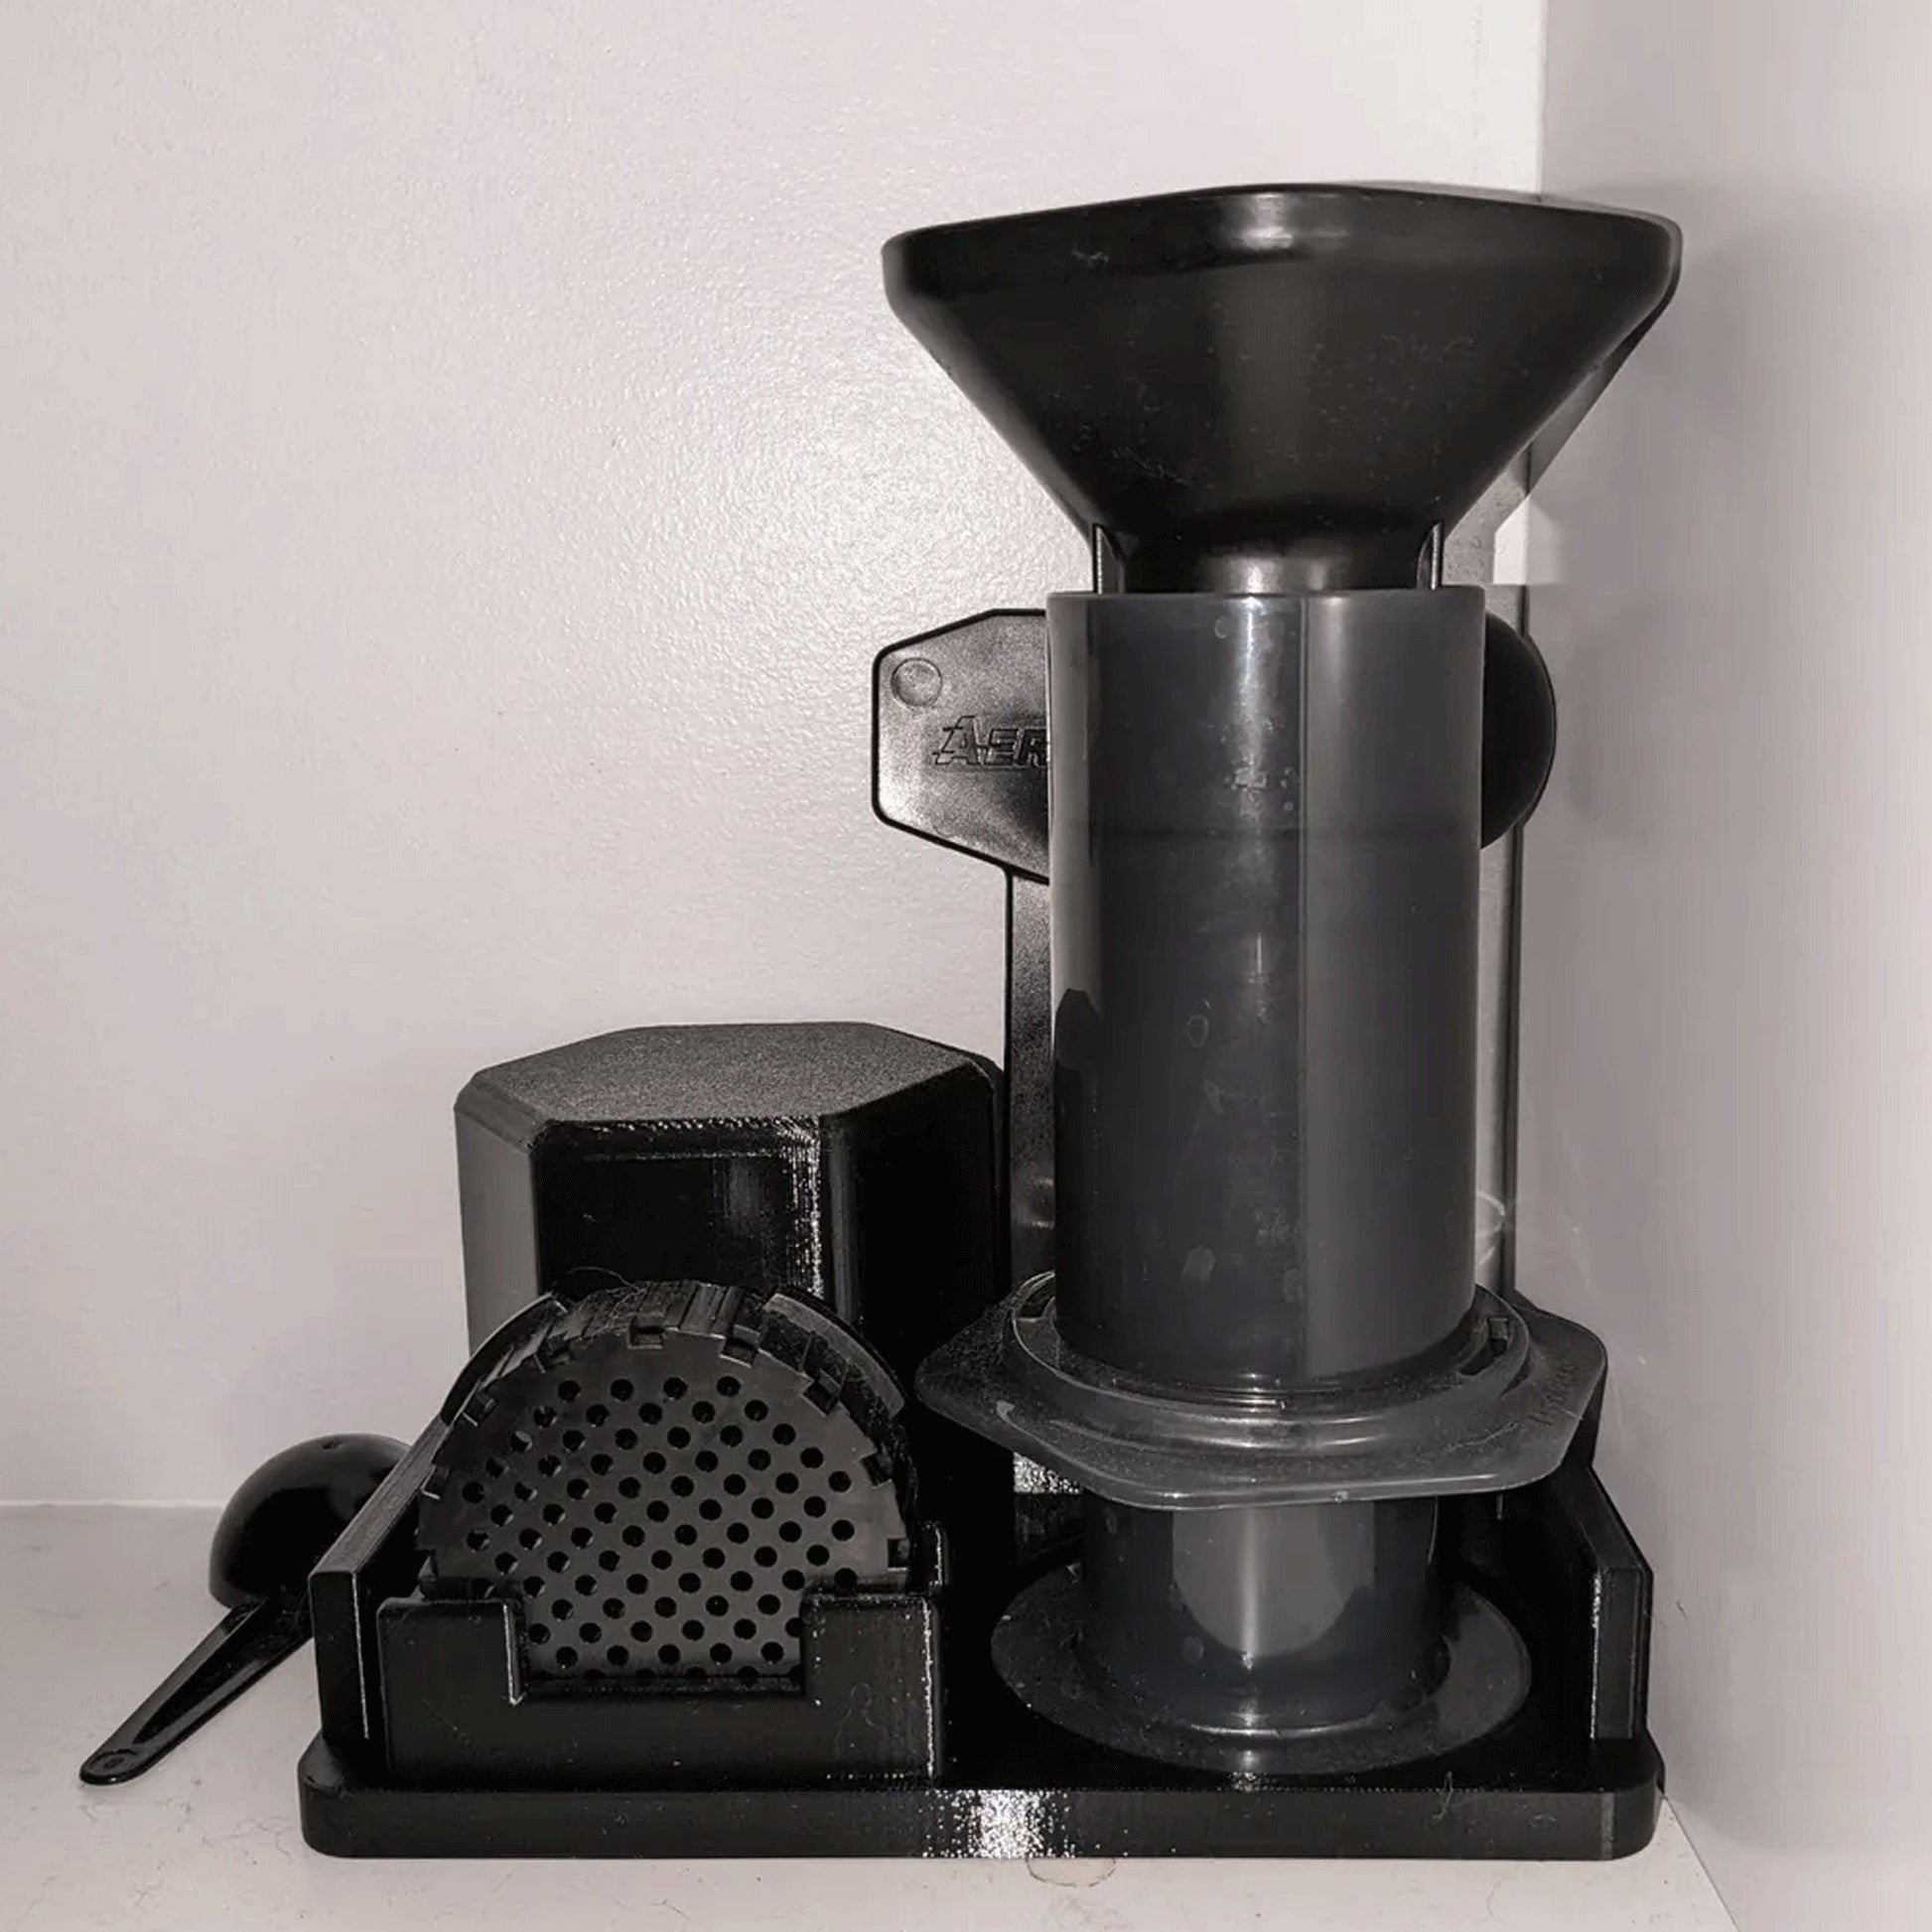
[0,2,1544,1500]
[1527,4,1932,1926]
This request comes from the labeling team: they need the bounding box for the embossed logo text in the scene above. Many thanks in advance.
[931,715,1047,769]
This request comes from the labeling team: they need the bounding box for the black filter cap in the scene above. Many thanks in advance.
[885,184,1681,590]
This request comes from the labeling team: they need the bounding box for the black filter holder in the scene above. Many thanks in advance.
[379,1282,941,1785]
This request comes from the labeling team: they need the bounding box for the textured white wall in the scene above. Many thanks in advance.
[1,1,1543,1500]
[1528,4,1931,1926]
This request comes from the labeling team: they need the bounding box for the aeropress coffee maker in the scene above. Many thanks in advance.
[905,184,1680,1778]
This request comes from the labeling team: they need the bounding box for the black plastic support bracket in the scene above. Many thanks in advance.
[875,612,1051,1289]
[376,1589,940,1784]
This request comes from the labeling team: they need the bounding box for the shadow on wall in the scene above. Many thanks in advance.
[1519,181,1932,1867]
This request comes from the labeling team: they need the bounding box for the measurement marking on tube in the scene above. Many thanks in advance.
[1228,763,1299,791]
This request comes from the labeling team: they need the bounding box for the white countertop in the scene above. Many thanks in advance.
[0,1505,1733,1930]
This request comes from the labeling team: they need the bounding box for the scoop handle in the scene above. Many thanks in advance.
[79,1590,310,1785]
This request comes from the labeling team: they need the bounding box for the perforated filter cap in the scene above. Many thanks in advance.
[417,1282,915,1685]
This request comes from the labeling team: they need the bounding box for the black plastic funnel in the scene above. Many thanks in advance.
[885,185,1680,590]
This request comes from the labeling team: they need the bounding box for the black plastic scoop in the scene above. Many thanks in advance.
[80,1434,402,1785]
